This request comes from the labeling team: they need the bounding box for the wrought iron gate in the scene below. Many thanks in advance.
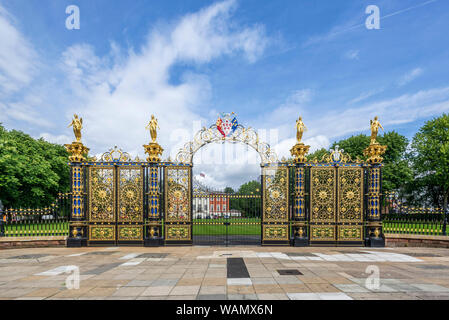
[309,165,365,245]
[262,165,290,245]
[87,165,144,245]
[164,165,192,245]
[192,193,262,246]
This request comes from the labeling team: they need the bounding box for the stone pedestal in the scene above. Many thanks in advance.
[144,224,163,247]
[292,223,309,247]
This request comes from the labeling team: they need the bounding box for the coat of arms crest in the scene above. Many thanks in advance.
[216,112,238,138]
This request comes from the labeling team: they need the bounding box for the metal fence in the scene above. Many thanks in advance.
[1,193,71,237]
[383,192,447,236]
[192,193,262,246]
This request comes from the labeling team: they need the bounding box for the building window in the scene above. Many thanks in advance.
[217,205,220,211]
[223,204,226,211]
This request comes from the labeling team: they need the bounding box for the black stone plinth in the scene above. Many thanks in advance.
[66,237,87,247]
[366,236,385,247]
[293,237,309,247]
[144,238,162,247]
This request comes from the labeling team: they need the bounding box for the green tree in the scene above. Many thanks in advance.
[224,187,234,194]
[306,148,327,161]
[0,124,70,208]
[331,134,370,160]
[377,131,413,192]
[229,180,261,218]
[408,114,449,212]
[331,131,412,192]
[237,180,261,195]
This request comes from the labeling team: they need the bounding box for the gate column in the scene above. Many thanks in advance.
[290,141,310,246]
[145,163,163,246]
[364,142,387,247]
[65,141,89,247]
[143,115,164,247]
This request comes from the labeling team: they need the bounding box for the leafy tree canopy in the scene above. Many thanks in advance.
[408,114,449,210]
[237,180,261,195]
[329,131,413,192]
[0,124,70,208]
[306,148,328,161]
[223,187,234,194]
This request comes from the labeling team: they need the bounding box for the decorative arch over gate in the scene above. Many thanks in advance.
[175,114,278,165]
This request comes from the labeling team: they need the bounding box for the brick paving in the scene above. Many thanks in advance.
[1,246,449,300]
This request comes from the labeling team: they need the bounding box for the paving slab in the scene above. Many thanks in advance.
[1,246,449,300]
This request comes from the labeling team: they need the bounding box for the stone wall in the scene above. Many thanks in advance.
[386,233,449,248]
[0,236,67,249]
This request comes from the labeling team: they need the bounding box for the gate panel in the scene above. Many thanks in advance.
[262,165,289,245]
[165,166,192,244]
[88,166,115,244]
[310,166,336,244]
[337,166,364,244]
[117,167,144,244]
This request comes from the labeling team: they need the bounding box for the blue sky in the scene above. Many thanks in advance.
[1,0,448,188]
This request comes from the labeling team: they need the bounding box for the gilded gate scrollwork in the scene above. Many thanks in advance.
[117,167,143,241]
[337,167,364,241]
[309,165,364,244]
[89,167,115,241]
[165,166,192,242]
[262,166,289,243]
[310,166,336,241]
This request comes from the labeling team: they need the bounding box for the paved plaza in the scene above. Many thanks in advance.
[1,245,449,300]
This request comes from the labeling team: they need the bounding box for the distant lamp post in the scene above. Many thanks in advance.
[443,207,448,236]
[0,200,4,237]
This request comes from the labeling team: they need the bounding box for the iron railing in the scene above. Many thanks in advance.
[1,193,71,237]
[383,201,446,236]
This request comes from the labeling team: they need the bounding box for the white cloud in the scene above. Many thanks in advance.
[344,49,359,60]
[348,88,384,104]
[39,133,72,145]
[0,5,37,95]
[398,67,423,86]
[56,0,268,159]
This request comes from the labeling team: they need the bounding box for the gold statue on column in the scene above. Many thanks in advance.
[143,114,163,162]
[68,114,83,143]
[65,114,89,162]
[369,116,384,145]
[364,116,387,164]
[290,116,310,163]
[296,116,307,144]
[146,115,160,143]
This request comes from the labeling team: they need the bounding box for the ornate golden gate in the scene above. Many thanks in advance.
[261,165,290,245]
[86,149,145,245]
[65,113,387,248]
[309,164,364,245]
[164,165,192,245]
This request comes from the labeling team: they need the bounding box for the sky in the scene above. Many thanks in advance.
[1,0,449,189]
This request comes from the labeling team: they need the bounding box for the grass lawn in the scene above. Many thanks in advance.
[193,218,261,235]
